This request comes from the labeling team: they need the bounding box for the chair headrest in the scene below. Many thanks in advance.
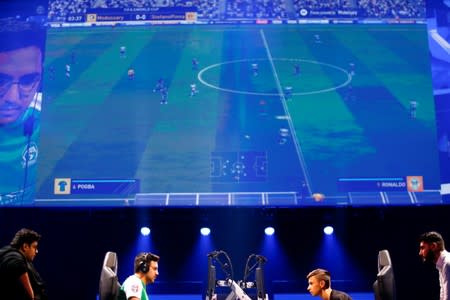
[378,249,392,270]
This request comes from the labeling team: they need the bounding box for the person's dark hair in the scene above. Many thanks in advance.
[134,252,160,273]
[307,268,331,289]
[10,228,41,249]
[0,18,46,54]
[419,231,445,251]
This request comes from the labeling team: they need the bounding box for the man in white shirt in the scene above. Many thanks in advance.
[419,231,450,300]
[119,252,159,300]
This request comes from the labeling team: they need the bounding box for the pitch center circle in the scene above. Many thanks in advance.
[197,58,352,97]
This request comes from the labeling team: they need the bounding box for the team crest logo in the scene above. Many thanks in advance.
[131,284,139,293]
[86,14,97,22]
[407,176,424,192]
[185,12,197,21]
[21,142,38,168]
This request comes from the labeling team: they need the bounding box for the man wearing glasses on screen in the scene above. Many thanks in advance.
[0,18,45,205]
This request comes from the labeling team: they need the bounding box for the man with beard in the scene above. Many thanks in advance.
[419,231,450,300]
[0,228,47,300]
[118,252,159,300]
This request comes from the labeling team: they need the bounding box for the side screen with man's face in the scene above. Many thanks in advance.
[0,5,47,205]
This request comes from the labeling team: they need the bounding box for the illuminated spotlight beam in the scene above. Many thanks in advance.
[264,227,275,236]
[200,227,211,236]
[140,226,151,236]
[323,226,334,235]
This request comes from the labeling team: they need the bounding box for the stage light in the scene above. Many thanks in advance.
[323,226,334,235]
[264,227,275,236]
[200,227,211,236]
[140,226,151,236]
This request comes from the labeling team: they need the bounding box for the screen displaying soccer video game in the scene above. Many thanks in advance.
[34,23,442,206]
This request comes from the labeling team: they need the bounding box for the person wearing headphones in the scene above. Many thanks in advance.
[119,252,160,300]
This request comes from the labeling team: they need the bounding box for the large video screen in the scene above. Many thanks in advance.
[34,22,441,206]
[0,0,447,206]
